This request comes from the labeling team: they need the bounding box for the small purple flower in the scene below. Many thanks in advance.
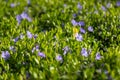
[116,1,120,7]
[80,28,86,33]
[62,46,70,55]
[95,52,102,60]
[26,17,32,22]
[9,46,16,52]
[1,51,10,60]
[32,47,35,53]
[21,12,28,19]
[77,3,82,9]
[10,3,16,8]
[27,0,31,5]
[88,26,94,32]
[64,4,67,7]
[78,21,85,26]
[16,15,22,24]
[34,34,37,39]
[73,14,77,18]
[38,52,45,58]
[27,31,33,39]
[81,48,88,57]
[101,6,106,11]
[21,12,32,22]
[32,45,40,53]
[56,55,63,62]
[75,33,83,41]
[13,37,19,42]
[104,70,109,75]
[106,3,111,8]
[35,45,39,51]
[71,19,78,26]
[20,34,24,39]
[10,46,14,50]
[32,45,39,53]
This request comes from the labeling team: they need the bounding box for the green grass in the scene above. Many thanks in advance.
[0,0,120,80]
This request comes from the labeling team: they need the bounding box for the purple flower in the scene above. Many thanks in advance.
[116,1,120,7]
[13,37,19,42]
[16,15,22,24]
[20,34,24,39]
[56,55,63,62]
[88,26,94,32]
[71,19,78,26]
[106,3,111,8]
[27,0,31,5]
[78,21,85,26]
[32,45,40,53]
[21,12,29,19]
[101,6,106,11]
[77,3,82,9]
[21,12,32,22]
[95,52,102,60]
[104,70,109,75]
[27,31,33,39]
[64,4,67,7]
[75,33,83,41]
[9,46,16,52]
[80,28,86,33]
[10,46,14,50]
[73,14,77,18]
[32,47,35,53]
[35,45,39,51]
[10,3,16,8]
[62,46,70,55]
[38,52,45,58]
[1,51,10,60]
[26,17,32,22]
[81,48,88,57]
[34,34,38,39]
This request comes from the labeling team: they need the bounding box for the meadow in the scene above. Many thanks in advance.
[0,0,120,80]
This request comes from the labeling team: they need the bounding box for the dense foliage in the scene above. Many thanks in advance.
[0,0,120,80]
